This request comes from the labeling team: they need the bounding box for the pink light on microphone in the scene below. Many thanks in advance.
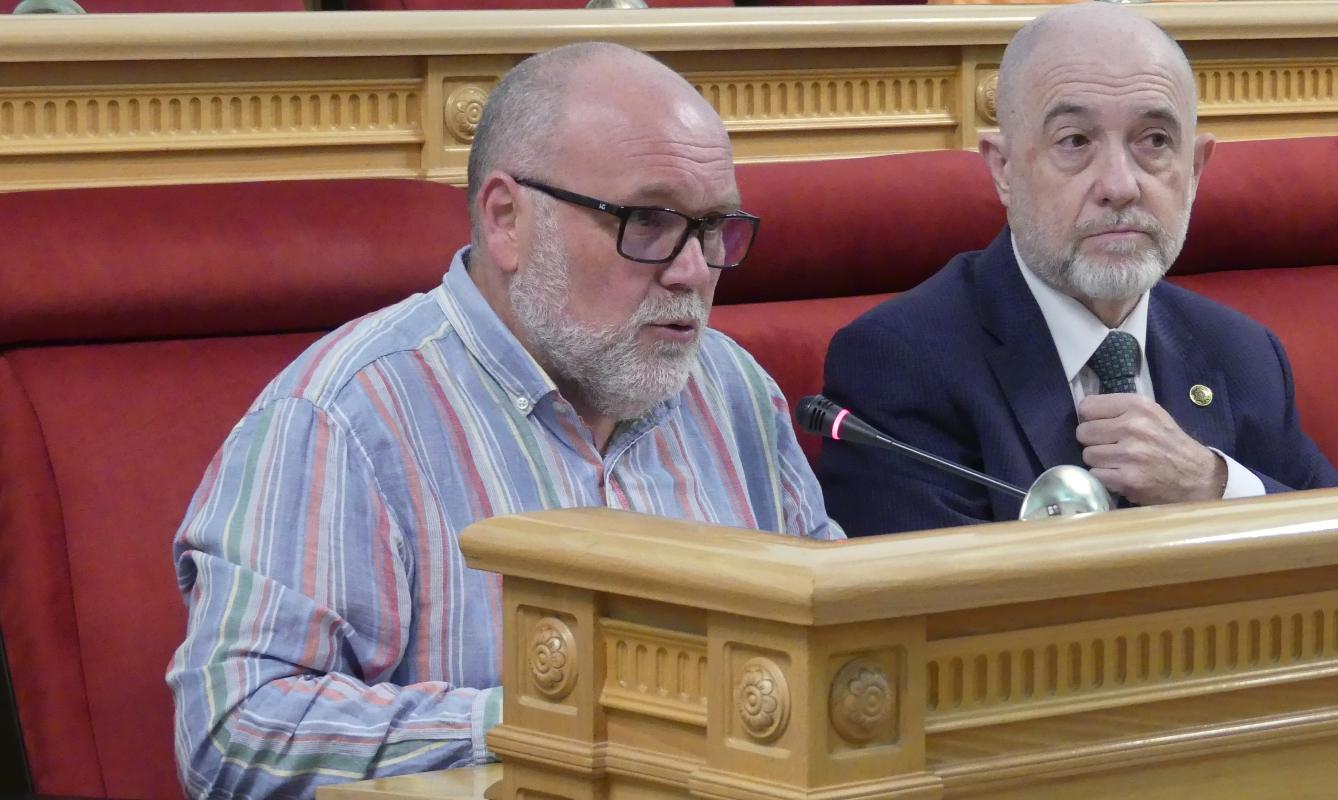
[830,408,850,440]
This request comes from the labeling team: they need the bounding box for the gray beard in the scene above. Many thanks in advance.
[509,206,706,421]
[1013,189,1194,303]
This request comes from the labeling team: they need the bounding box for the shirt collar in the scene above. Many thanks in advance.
[1011,235,1150,384]
[434,246,557,415]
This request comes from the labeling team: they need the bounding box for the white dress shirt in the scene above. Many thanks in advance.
[1012,238,1263,500]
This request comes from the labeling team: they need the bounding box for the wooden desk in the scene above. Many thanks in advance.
[448,496,1338,799]
[317,764,500,799]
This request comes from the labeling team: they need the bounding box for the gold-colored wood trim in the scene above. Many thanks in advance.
[462,492,1338,627]
[600,618,709,728]
[1,3,1337,191]
[925,589,1338,732]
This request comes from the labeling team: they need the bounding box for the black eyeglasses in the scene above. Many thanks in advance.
[514,178,760,269]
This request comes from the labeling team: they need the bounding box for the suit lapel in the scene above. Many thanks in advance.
[979,230,1087,472]
[1146,285,1235,451]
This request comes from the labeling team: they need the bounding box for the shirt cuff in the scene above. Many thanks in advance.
[470,686,504,765]
[1211,448,1266,499]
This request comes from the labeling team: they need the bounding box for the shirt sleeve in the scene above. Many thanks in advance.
[167,396,501,799]
[766,375,846,541]
[1211,447,1267,499]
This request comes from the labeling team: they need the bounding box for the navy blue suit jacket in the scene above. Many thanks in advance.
[818,229,1338,536]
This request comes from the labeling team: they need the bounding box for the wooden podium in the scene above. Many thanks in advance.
[324,492,1338,799]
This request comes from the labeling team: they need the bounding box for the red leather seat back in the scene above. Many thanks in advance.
[0,178,470,798]
[344,0,733,8]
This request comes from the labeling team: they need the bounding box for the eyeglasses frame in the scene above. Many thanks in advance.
[513,177,760,269]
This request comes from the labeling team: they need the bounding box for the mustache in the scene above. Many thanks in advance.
[629,292,708,329]
[1075,209,1166,239]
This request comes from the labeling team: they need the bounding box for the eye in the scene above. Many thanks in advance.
[1057,132,1089,149]
[627,208,670,231]
[1143,131,1172,149]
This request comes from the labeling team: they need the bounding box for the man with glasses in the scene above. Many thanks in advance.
[168,42,840,799]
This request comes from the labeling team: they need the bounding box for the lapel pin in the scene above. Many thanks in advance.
[1190,384,1213,407]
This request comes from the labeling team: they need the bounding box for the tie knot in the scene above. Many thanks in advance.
[1087,330,1141,394]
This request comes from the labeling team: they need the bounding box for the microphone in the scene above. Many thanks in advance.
[796,395,1026,499]
[797,395,1114,519]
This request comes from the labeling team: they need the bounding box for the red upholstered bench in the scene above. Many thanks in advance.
[3,136,1338,798]
[0,179,470,798]
[1,0,305,10]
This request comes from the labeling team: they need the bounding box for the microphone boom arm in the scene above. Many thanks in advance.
[862,430,1027,499]
[797,395,1027,500]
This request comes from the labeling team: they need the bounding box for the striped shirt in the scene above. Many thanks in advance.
[168,247,842,799]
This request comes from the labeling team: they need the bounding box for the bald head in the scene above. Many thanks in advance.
[996,4,1198,135]
[467,43,723,245]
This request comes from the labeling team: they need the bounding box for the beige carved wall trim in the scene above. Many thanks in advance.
[1197,60,1338,115]
[600,619,708,727]
[694,68,956,133]
[2,4,1338,190]
[0,80,421,155]
[925,589,1338,733]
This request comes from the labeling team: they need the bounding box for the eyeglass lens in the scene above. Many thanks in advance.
[620,209,753,267]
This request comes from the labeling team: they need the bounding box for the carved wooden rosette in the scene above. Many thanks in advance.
[444,84,489,143]
[734,656,790,743]
[975,71,999,126]
[829,657,895,745]
[529,616,577,700]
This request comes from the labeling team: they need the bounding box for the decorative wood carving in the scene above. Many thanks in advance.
[734,656,790,743]
[444,83,489,144]
[529,617,577,701]
[600,619,708,727]
[975,70,999,126]
[829,657,896,745]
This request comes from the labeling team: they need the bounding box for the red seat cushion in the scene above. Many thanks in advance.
[2,334,322,798]
[344,0,733,7]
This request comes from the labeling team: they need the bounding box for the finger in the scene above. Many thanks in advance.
[1082,443,1126,468]
[1078,392,1153,422]
[1076,417,1124,446]
[1088,467,1128,495]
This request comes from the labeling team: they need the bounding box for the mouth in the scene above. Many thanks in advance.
[645,319,701,342]
[1086,227,1151,241]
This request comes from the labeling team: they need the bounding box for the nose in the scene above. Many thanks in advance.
[1093,145,1141,210]
[659,233,713,293]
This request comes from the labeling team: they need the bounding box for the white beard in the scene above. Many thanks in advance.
[1013,185,1195,303]
[509,205,707,421]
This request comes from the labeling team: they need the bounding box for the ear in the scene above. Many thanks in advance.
[477,171,524,275]
[978,132,1012,207]
[1191,133,1216,181]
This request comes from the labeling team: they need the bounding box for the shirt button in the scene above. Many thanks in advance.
[514,397,531,412]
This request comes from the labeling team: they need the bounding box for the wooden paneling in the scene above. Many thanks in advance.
[2,2,1338,190]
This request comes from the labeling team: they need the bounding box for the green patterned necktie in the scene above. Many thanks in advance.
[1088,331,1141,394]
